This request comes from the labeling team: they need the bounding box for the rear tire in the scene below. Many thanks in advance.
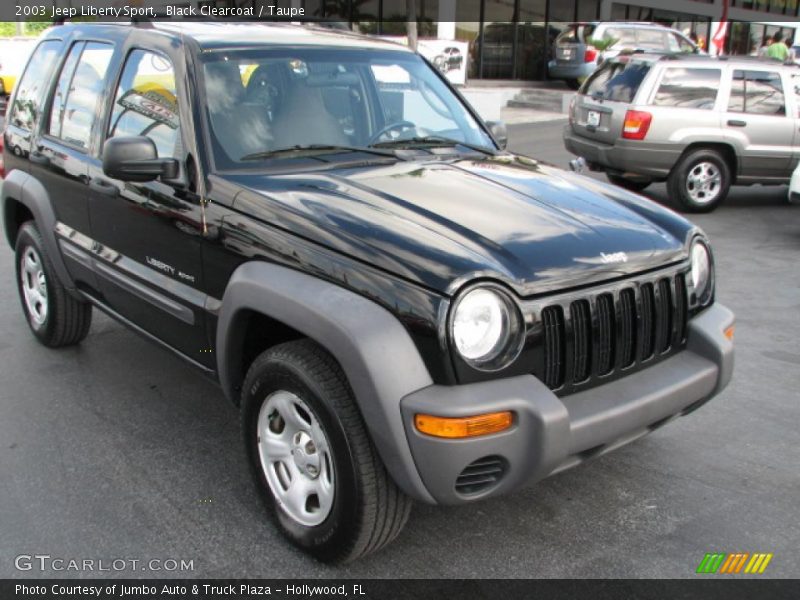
[15,221,92,347]
[668,148,731,213]
[241,339,411,563]
[607,174,651,193]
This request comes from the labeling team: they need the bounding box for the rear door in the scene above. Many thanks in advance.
[571,59,652,144]
[32,40,116,292]
[645,66,722,139]
[723,69,793,178]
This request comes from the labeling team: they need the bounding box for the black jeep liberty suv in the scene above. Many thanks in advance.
[2,22,734,562]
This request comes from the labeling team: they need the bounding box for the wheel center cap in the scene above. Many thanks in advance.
[291,431,320,479]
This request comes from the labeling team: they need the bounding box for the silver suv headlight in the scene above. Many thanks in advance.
[451,286,524,371]
[690,238,713,306]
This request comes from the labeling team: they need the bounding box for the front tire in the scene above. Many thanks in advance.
[15,221,92,347]
[242,339,411,563]
[668,148,731,212]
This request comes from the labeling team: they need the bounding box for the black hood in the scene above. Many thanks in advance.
[225,155,693,297]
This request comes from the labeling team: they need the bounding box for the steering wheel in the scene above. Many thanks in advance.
[369,120,416,145]
[245,66,286,115]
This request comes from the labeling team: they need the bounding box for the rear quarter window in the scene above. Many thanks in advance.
[8,40,61,132]
[652,68,721,109]
[582,60,651,103]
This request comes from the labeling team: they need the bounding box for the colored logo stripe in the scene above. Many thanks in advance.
[697,553,726,574]
[719,553,749,573]
[696,553,773,574]
[745,553,773,574]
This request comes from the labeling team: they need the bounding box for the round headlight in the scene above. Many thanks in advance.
[690,240,712,304]
[452,287,523,370]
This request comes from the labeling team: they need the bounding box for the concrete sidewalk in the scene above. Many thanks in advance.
[460,82,572,124]
[501,105,567,124]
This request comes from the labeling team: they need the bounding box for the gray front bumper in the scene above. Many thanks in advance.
[400,303,734,505]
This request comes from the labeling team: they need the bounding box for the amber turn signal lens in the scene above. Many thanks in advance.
[724,325,735,341]
[414,411,513,439]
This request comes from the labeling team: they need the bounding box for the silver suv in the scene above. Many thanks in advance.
[564,53,800,211]
[548,22,699,90]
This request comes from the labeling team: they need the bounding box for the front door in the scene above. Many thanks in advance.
[87,47,212,368]
[723,68,793,178]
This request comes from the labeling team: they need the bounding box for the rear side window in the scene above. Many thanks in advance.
[603,27,636,47]
[653,68,720,109]
[8,40,61,132]
[556,25,595,45]
[728,70,785,117]
[48,42,114,149]
[635,29,668,51]
[582,61,650,103]
[107,50,181,160]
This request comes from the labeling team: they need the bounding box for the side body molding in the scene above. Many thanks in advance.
[216,261,437,503]
[2,170,77,294]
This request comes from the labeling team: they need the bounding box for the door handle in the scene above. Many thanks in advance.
[89,178,119,198]
[29,151,50,166]
[727,119,747,127]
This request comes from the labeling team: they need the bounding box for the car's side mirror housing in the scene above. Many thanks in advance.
[102,136,179,183]
[487,120,508,151]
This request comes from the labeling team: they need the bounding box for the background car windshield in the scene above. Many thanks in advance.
[200,48,493,167]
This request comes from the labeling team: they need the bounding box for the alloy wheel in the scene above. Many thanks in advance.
[686,162,722,205]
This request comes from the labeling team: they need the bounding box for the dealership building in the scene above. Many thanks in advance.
[190,0,800,81]
[49,0,800,81]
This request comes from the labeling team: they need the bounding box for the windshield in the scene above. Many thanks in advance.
[200,48,494,169]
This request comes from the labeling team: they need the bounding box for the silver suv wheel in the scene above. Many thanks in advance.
[685,162,721,205]
[257,390,335,527]
[20,246,49,329]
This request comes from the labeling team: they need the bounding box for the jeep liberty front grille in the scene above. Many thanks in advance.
[529,269,689,395]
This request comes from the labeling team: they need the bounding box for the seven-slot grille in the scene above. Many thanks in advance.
[535,272,689,393]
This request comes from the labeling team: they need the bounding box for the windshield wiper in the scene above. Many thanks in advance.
[370,136,497,156]
[240,144,397,162]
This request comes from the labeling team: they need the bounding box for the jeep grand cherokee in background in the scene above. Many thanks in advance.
[3,22,733,562]
[565,53,800,211]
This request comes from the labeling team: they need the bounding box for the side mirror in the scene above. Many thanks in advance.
[102,136,179,183]
[487,120,508,151]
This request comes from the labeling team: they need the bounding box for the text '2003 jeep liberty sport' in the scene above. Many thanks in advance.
[3,22,734,562]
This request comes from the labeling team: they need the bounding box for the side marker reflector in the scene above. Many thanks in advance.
[414,412,513,439]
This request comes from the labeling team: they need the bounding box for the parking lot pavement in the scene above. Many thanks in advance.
[1,120,799,579]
